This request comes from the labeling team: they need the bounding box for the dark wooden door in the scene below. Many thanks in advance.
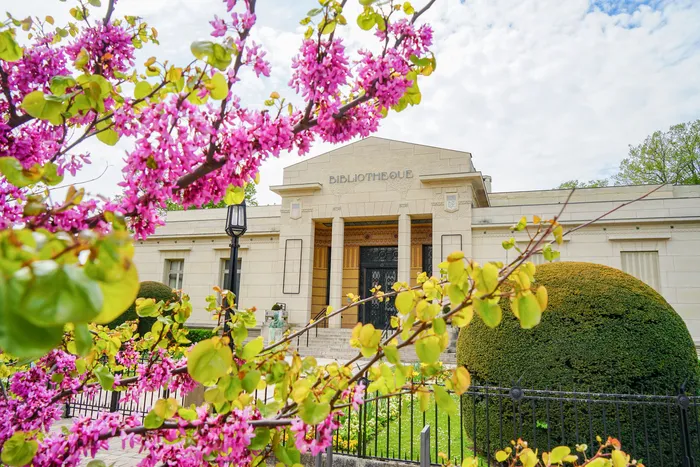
[359,246,398,329]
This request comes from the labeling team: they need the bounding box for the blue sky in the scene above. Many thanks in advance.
[13,0,700,204]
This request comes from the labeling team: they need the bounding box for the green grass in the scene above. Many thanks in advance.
[359,393,489,466]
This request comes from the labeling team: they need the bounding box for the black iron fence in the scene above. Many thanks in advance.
[332,384,700,467]
[64,379,700,466]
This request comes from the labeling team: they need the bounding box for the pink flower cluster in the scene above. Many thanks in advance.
[137,407,256,467]
[290,412,341,456]
[0,351,85,452]
[34,413,141,467]
[341,381,366,411]
[65,23,135,79]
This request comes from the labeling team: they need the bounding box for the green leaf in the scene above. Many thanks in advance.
[92,262,139,324]
[478,262,499,294]
[383,345,400,364]
[299,395,330,425]
[415,335,441,364]
[249,427,270,451]
[21,90,64,125]
[41,162,64,186]
[0,157,38,188]
[224,184,245,205]
[187,338,232,384]
[177,407,198,420]
[446,284,465,306]
[20,262,103,327]
[433,317,446,335]
[241,369,261,393]
[495,451,509,462]
[135,297,159,317]
[134,81,152,100]
[395,291,413,315]
[208,43,232,70]
[191,40,214,60]
[209,72,228,100]
[517,292,542,329]
[94,364,114,390]
[87,461,107,467]
[473,297,502,328]
[357,12,376,30]
[50,76,77,95]
[0,276,64,359]
[73,323,93,356]
[433,384,458,417]
[1,432,38,466]
[153,397,179,419]
[143,410,164,429]
[320,20,336,35]
[241,336,263,361]
[550,446,571,464]
[403,2,416,15]
[0,31,23,62]
[96,127,119,146]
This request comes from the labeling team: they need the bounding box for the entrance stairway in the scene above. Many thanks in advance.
[289,327,457,365]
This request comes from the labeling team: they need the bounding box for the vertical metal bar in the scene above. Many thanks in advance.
[460,391,465,462]
[485,386,490,466]
[499,392,504,450]
[559,384,566,446]
[411,389,415,461]
[642,392,651,465]
[615,400,622,441]
[472,386,477,457]
[677,391,695,467]
[654,388,664,467]
[573,384,580,444]
[326,443,333,467]
[531,398,537,448]
[374,391,379,456]
[386,395,391,458]
[420,425,430,467]
[628,396,637,455]
[109,390,119,413]
[315,429,322,467]
[667,391,677,467]
[398,392,402,460]
[435,396,439,463]
[545,386,551,452]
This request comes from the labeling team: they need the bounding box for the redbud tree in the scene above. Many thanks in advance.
[0,0,644,466]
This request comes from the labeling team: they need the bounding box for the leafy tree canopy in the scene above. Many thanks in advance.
[556,179,609,189]
[166,182,258,210]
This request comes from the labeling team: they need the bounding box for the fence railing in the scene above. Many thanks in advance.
[332,384,700,467]
[64,380,700,466]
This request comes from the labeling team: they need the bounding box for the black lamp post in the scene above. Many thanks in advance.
[223,201,247,344]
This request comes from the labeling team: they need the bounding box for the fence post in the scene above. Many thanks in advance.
[677,391,696,467]
[420,425,430,467]
[326,443,333,467]
[109,391,119,413]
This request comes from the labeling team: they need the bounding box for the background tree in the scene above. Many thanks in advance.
[614,119,700,185]
[556,179,609,189]
[166,182,258,210]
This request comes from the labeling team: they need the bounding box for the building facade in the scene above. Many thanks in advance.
[132,137,700,343]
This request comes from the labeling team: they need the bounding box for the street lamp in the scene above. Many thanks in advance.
[223,201,247,345]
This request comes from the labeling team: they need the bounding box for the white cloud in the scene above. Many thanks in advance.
[12,0,700,204]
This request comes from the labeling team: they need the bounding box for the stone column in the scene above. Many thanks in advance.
[398,212,411,284]
[328,215,344,328]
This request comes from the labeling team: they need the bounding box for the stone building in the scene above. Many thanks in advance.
[132,137,700,344]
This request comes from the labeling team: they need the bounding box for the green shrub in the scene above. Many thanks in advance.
[108,281,178,336]
[186,328,215,344]
[457,262,699,462]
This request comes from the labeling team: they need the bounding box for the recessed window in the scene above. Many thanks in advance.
[621,251,660,292]
[220,257,242,299]
[166,259,184,289]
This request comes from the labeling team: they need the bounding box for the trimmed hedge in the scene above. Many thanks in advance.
[457,262,699,461]
[108,281,178,336]
[186,328,215,344]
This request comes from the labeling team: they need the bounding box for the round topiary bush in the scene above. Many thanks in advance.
[457,261,699,462]
[108,281,178,336]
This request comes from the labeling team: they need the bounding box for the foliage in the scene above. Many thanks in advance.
[108,281,178,336]
[166,182,258,210]
[556,179,609,189]
[614,119,700,186]
[184,327,215,344]
[457,261,699,461]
